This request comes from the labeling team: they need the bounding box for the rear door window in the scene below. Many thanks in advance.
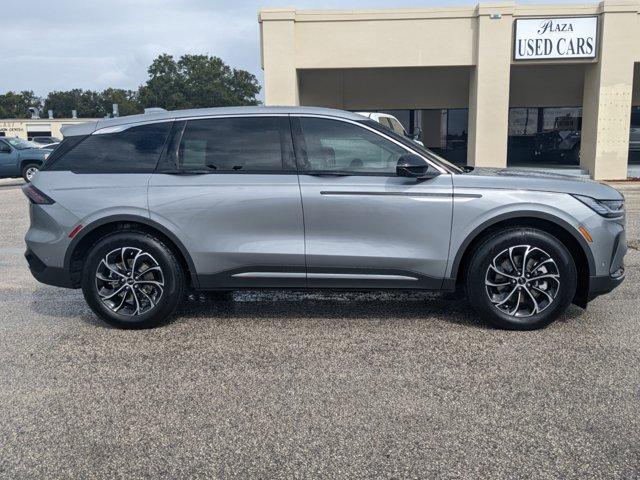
[46,122,171,173]
[177,116,295,173]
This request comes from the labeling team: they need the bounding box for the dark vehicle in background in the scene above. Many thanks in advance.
[534,115,640,164]
[534,115,582,164]
[0,137,52,181]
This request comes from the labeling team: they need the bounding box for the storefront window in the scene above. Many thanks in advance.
[630,106,640,165]
[508,107,582,166]
[420,109,467,165]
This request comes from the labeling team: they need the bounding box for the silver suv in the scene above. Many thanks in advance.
[23,107,626,330]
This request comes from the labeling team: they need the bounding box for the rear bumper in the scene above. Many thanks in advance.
[25,249,75,288]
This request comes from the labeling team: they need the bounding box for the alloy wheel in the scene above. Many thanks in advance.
[25,166,38,182]
[485,245,560,317]
[95,247,164,316]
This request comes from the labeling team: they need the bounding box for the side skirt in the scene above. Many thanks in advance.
[197,266,445,291]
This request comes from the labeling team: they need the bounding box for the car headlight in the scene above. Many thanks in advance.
[572,194,624,218]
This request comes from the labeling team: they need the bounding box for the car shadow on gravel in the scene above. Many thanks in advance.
[28,286,585,331]
[177,290,487,330]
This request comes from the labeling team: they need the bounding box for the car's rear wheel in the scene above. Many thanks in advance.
[466,228,577,330]
[81,231,184,329]
[22,163,39,182]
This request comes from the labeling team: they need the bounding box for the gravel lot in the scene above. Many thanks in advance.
[0,178,639,479]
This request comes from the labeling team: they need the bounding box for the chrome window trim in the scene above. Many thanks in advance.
[93,112,449,174]
[92,118,177,135]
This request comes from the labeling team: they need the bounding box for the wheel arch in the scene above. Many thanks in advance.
[64,214,198,289]
[20,158,43,169]
[449,211,594,307]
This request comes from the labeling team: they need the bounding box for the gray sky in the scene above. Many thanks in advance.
[1,0,586,98]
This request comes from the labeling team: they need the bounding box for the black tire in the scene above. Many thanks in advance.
[81,231,185,329]
[21,163,39,182]
[466,228,577,330]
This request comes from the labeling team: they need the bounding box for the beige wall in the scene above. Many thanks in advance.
[261,1,640,179]
[0,119,92,140]
[295,17,476,69]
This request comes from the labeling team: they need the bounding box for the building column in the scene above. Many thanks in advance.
[260,9,299,106]
[580,1,638,180]
[467,3,514,168]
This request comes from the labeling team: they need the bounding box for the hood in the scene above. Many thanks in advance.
[17,147,50,158]
[454,167,623,200]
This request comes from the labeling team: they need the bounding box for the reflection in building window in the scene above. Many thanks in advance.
[508,107,582,167]
[630,106,640,165]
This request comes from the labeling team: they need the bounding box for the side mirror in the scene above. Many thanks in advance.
[396,153,438,179]
[0,144,11,153]
[410,127,422,140]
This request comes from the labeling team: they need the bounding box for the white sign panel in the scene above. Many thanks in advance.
[514,17,598,60]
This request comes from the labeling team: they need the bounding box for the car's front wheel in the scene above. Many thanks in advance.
[22,163,39,182]
[81,231,185,329]
[466,228,577,330]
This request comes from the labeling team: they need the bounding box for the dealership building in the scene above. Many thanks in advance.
[259,1,640,179]
[0,118,94,141]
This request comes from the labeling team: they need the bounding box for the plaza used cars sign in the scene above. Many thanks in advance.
[514,17,598,60]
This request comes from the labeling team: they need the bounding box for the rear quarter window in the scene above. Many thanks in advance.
[45,122,171,174]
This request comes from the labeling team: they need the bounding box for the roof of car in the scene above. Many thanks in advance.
[61,106,367,137]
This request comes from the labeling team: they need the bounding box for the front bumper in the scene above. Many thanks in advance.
[585,228,626,302]
[587,273,625,302]
[25,249,75,288]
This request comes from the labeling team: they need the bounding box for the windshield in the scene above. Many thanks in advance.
[5,137,36,150]
[360,120,464,173]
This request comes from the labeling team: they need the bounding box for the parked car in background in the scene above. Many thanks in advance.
[0,137,52,181]
[30,136,61,147]
[535,115,640,164]
[23,107,627,331]
[357,112,424,146]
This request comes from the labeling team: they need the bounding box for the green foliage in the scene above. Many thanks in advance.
[138,54,261,110]
[98,88,142,117]
[0,91,41,118]
[42,88,142,118]
[1,53,261,119]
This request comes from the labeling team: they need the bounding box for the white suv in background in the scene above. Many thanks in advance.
[357,112,424,146]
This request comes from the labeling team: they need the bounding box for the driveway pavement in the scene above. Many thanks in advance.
[1,179,639,479]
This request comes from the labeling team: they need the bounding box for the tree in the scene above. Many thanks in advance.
[0,91,41,118]
[42,88,142,118]
[138,54,260,110]
[99,88,143,117]
[1,53,261,119]
[43,89,103,118]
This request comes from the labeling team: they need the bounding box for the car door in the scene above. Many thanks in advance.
[0,139,18,177]
[148,115,306,289]
[292,116,453,289]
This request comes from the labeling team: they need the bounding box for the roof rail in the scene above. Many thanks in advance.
[144,107,167,114]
